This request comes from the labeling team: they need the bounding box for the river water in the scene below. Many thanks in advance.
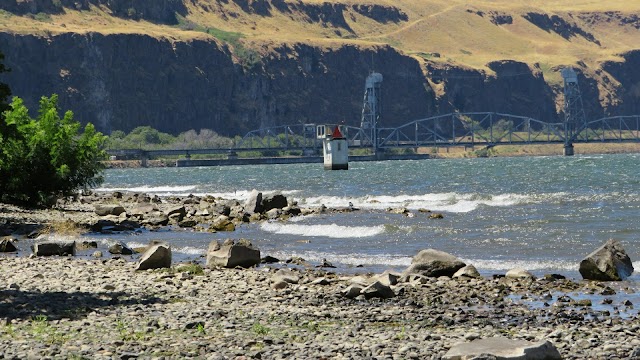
[93,153,640,281]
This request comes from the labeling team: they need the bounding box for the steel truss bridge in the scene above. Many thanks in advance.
[107,112,640,161]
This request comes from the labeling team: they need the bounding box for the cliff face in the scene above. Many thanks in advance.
[0,32,638,135]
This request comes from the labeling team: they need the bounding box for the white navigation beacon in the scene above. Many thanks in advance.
[316,124,348,170]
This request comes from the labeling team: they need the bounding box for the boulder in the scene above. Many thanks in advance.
[210,203,231,216]
[75,241,98,251]
[261,255,280,264]
[361,281,396,299]
[33,240,75,256]
[402,249,466,278]
[166,205,186,221]
[444,336,561,360]
[374,271,400,286]
[262,193,288,212]
[243,190,263,214]
[506,268,536,280]
[135,243,172,270]
[265,208,281,220]
[210,216,236,232]
[342,284,365,299]
[90,219,117,232]
[0,238,18,252]
[94,204,126,216]
[143,212,170,227]
[109,242,135,255]
[272,269,300,289]
[453,265,481,279]
[206,239,260,268]
[273,269,300,284]
[130,204,158,217]
[178,219,197,228]
[579,239,634,281]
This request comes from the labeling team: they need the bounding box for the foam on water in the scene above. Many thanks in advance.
[96,185,197,194]
[465,258,578,272]
[260,222,385,238]
[173,246,206,256]
[126,241,147,249]
[300,192,534,213]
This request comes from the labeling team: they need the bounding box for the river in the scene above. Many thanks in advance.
[90,153,640,281]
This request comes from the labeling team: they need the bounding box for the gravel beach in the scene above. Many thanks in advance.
[1,194,639,359]
[1,256,639,359]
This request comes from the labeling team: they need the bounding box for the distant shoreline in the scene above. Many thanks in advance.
[104,142,640,168]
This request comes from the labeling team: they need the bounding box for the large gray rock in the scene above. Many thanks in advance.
[506,268,536,280]
[444,337,561,360]
[272,269,300,289]
[0,238,17,252]
[453,264,481,279]
[130,204,158,217]
[94,204,126,216]
[579,239,634,281]
[166,205,186,221]
[109,241,135,255]
[361,281,396,299]
[402,249,466,278]
[209,216,235,232]
[262,193,288,212]
[143,212,170,227]
[243,190,263,214]
[33,240,75,256]
[342,283,365,299]
[135,243,172,270]
[206,239,260,268]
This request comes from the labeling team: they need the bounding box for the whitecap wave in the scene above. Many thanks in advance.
[300,192,533,213]
[173,246,206,256]
[463,258,578,272]
[260,222,385,238]
[96,185,197,194]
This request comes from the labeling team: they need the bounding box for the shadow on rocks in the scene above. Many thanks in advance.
[0,289,167,321]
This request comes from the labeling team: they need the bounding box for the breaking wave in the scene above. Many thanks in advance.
[260,222,385,238]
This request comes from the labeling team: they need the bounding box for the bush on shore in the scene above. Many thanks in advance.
[0,95,107,207]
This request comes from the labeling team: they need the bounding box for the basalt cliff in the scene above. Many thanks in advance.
[0,0,639,135]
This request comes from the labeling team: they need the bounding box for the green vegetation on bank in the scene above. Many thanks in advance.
[0,51,107,207]
[107,126,234,150]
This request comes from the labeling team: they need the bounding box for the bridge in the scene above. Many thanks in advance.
[107,69,640,165]
[107,112,640,164]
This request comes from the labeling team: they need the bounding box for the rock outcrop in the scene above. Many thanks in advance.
[206,239,261,268]
[402,249,466,278]
[579,239,634,281]
[444,336,561,360]
[33,240,75,256]
[135,243,172,270]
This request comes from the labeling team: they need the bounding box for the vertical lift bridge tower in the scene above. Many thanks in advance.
[360,72,383,155]
[561,68,587,156]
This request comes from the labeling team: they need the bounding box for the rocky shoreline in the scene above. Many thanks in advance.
[1,192,639,359]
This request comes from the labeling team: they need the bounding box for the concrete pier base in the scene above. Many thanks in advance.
[563,143,575,156]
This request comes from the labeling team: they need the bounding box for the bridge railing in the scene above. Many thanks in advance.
[377,112,566,148]
[235,124,319,150]
[573,115,640,142]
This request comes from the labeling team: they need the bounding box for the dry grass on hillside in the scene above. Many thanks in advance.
[0,0,639,74]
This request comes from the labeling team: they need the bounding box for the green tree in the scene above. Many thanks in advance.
[0,51,12,130]
[0,95,107,207]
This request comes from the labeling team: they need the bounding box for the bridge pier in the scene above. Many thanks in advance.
[563,143,574,156]
[140,154,148,167]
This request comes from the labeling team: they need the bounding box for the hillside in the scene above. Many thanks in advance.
[0,0,639,135]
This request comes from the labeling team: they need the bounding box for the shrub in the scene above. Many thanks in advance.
[0,95,107,207]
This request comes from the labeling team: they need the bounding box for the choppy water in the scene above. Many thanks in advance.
[92,154,640,280]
